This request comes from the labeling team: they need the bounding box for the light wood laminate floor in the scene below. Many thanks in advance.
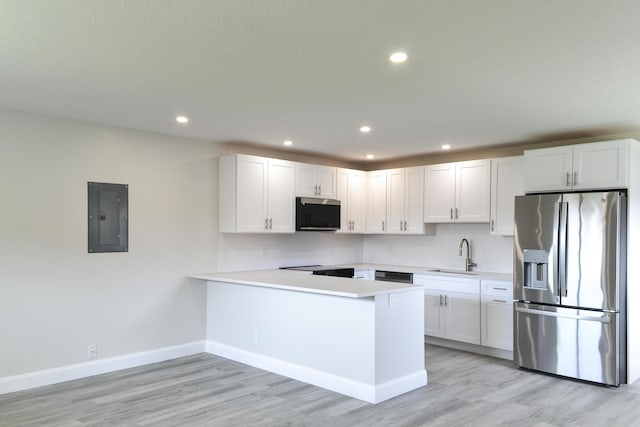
[2,345,640,426]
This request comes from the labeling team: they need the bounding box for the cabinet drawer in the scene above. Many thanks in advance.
[482,280,512,298]
[415,275,480,294]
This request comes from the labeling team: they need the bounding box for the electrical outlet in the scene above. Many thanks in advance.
[388,293,396,308]
[87,344,97,360]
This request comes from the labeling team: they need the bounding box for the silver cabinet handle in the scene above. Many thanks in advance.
[573,171,577,186]
[439,294,443,306]
[318,185,321,194]
[492,299,507,303]
[400,220,404,231]
[493,287,508,291]
[269,218,273,230]
[450,208,453,219]
[314,185,318,195]
[491,220,494,231]
[455,208,458,219]
[444,295,448,306]
[382,221,385,231]
[265,218,269,230]
[566,172,571,186]
[404,220,407,231]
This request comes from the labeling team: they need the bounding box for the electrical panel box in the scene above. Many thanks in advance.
[88,182,128,253]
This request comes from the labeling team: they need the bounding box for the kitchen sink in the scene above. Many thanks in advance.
[426,269,479,276]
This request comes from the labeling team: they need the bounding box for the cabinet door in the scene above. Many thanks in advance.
[367,170,387,233]
[523,146,573,193]
[295,163,317,197]
[573,140,628,190]
[386,168,405,233]
[424,163,456,223]
[315,165,337,198]
[481,297,513,351]
[267,158,295,233]
[456,159,490,222]
[424,291,445,338]
[349,170,366,233]
[445,292,481,345]
[490,156,523,236]
[405,166,425,234]
[236,155,269,232]
[336,168,351,231]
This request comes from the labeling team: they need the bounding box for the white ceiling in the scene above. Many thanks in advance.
[2,1,640,161]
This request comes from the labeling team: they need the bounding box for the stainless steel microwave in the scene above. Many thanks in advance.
[295,197,340,231]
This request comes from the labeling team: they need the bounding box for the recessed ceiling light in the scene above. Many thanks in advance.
[360,126,371,133]
[441,144,451,150]
[366,154,375,160]
[389,52,408,63]
[283,140,293,146]
[176,115,189,124]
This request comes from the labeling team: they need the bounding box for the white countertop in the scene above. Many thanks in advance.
[188,270,422,298]
[189,264,512,298]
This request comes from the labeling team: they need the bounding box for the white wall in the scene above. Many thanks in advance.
[0,110,220,377]
[363,223,514,273]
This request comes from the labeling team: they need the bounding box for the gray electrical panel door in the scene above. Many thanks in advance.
[88,182,128,253]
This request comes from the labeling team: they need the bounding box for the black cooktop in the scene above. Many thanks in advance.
[279,265,323,271]
[280,265,355,278]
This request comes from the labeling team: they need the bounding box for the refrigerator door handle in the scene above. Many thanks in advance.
[515,306,611,323]
[558,201,568,297]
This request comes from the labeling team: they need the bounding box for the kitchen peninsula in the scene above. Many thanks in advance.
[189,270,427,404]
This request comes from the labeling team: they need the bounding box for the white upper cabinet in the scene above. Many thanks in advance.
[368,167,424,234]
[405,167,426,233]
[366,170,388,233]
[425,160,490,223]
[295,163,337,198]
[490,156,524,236]
[219,154,295,233]
[336,168,366,233]
[573,141,628,190]
[388,167,424,234]
[524,139,629,193]
[386,168,406,233]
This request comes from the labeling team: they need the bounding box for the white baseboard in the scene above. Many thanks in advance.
[0,340,206,395]
[206,340,427,404]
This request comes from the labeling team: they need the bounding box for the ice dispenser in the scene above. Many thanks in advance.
[523,249,549,289]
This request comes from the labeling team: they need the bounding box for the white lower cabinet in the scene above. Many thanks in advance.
[415,275,481,345]
[480,280,513,351]
[417,275,514,352]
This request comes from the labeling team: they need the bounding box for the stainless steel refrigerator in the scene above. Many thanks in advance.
[513,191,627,386]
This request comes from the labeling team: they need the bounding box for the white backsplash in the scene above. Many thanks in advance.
[215,223,513,274]
[216,232,364,272]
[362,223,514,273]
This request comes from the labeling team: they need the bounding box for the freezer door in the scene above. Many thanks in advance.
[562,192,624,311]
[514,302,622,385]
[514,194,562,305]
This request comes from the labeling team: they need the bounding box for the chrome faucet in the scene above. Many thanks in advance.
[459,238,477,272]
